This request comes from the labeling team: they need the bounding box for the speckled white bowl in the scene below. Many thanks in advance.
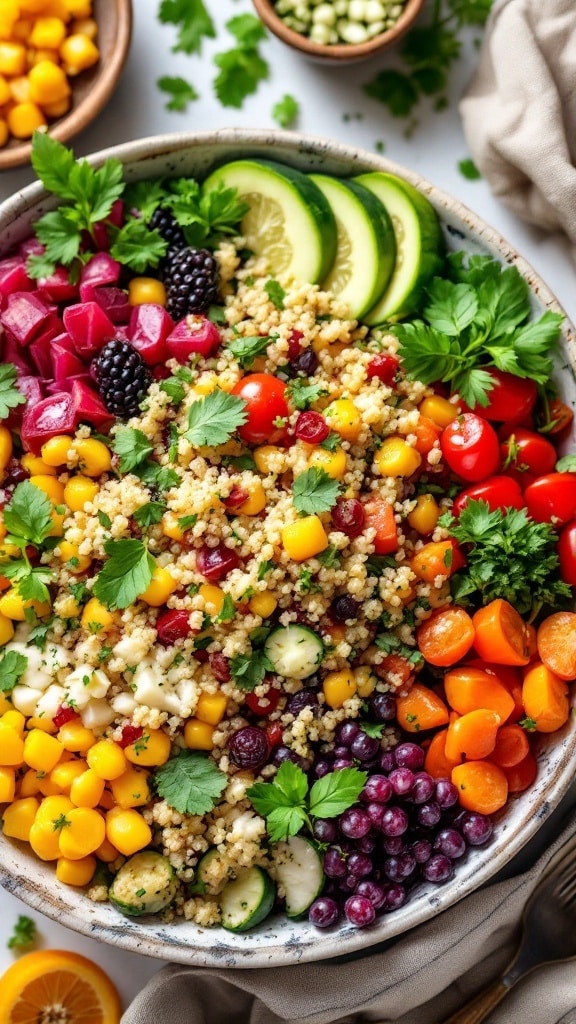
[1,129,575,968]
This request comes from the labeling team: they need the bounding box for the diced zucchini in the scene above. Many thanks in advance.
[109,851,177,917]
[219,865,276,932]
[264,624,324,680]
[272,835,325,918]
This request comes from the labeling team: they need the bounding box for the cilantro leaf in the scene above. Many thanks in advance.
[7,915,37,951]
[308,767,367,818]
[168,179,249,247]
[292,468,340,515]
[93,538,155,610]
[458,158,481,180]
[286,378,328,411]
[160,376,187,405]
[213,16,269,109]
[154,749,227,815]
[133,500,167,528]
[184,389,247,447]
[112,427,154,473]
[4,564,53,604]
[229,649,274,691]
[264,280,285,309]
[3,480,53,548]
[216,593,236,622]
[109,218,167,272]
[158,0,216,54]
[227,334,273,369]
[272,94,299,129]
[157,75,199,111]
[364,69,419,117]
[0,364,25,421]
[0,650,28,693]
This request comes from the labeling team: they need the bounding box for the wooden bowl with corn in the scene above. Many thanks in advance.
[0,0,132,171]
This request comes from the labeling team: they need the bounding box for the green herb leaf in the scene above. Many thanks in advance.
[93,538,155,610]
[458,157,481,180]
[3,480,53,548]
[158,0,216,54]
[112,427,154,473]
[133,500,168,528]
[160,376,187,405]
[285,378,328,411]
[292,468,340,515]
[308,767,367,818]
[109,218,167,273]
[0,364,25,421]
[264,280,285,309]
[157,75,199,111]
[184,388,247,447]
[213,15,269,109]
[229,648,274,691]
[216,593,236,622]
[7,915,37,951]
[272,94,299,129]
[0,650,28,693]
[154,749,227,815]
[227,334,272,369]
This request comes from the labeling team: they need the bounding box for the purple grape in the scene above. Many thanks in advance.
[312,818,338,844]
[286,690,318,715]
[330,595,361,622]
[354,879,386,909]
[350,732,380,762]
[380,806,409,837]
[417,801,442,828]
[382,835,405,855]
[228,726,268,770]
[461,811,493,846]
[423,853,454,883]
[356,834,376,854]
[308,897,340,928]
[335,721,360,747]
[384,852,416,882]
[339,807,372,839]
[361,775,393,805]
[370,692,396,721]
[435,778,459,809]
[333,757,354,770]
[409,772,435,804]
[342,874,358,892]
[389,767,415,796]
[347,851,373,878]
[394,742,425,770]
[366,802,385,829]
[381,882,407,912]
[324,846,347,878]
[344,895,376,928]
[292,347,318,376]
[434,827,466,860]
[313,760,332,779]
[380,750,396,772]
[411,838,432,863]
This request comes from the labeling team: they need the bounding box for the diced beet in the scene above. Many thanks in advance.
[63,301,115,358]
[108,199,124,227]
[27,314,65,377]
[128,303,174,365]
[37,266,78,304]
[6,374,43,430]
[80,252,121,291]
[21,392,76,452]
[0,256,33,299]
[45,376,92,395]
[1,292,52,346]
[165,315,221,361]
[69,379,114,430]
[80,284,131,325]
[0,332,34,375]
[51,342,89,381]
[18,237,44,260]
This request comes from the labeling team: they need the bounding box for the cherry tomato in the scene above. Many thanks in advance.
[362,494,398,554]
[452,475,525,515]
[231,373,290,445]
[499,428,557,483]
[245,684,281,717]
[440,413,501,483]
[524,472,576,525]
[478,370,537,424]
[557,519,576,585]
[540,397,574,438]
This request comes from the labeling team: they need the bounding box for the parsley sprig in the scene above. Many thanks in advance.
[7,915,37,951]
[247,761,367,842]
[1,481,56,602]
[214,14,269,109]
[183,389,248,448]
[292,468,340,516]
[0,650,28,693]
[154,749,227,815]
[0,364,25,421]
[93,538,155,610]
[392,254,563,408]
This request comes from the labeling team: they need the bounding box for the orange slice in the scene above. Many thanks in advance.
[0,949,122,1024]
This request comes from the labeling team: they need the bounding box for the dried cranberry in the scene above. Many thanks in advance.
[223,486,249,509]
[292,348,318,376]
[286,329,304,360]
[196,543,240,581]
[209,651,231,683]
[332,498,365,537]
[245,684,281,716]
[366,353,400,385]
[52,705,80,729]
[294,411,330,444]
[265,721,284,747]
[118,724,145,748]
[330,595,361,622]
[156,609,192,645]
[286,690,319,715]
[2,458,28,487]
[228,725,269,770]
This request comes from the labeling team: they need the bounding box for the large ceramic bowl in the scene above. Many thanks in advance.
[0,129,575,968]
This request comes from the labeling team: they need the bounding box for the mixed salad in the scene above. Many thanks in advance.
[0,132,575,934]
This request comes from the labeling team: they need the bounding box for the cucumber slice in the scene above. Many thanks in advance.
[272,835,325,919]
[355,172,445,324]
[219,865,275,932]
[109,852,177,917]
[188,847,230,895]
[264,624,324,680]
[202,159,337,284]
[309,174,395,320]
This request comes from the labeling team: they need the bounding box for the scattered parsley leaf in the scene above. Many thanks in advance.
[285,377,328,411]
[292,468,340,516]
[7,915,37,951]
[158,0,216,54]
[364,69,419,117]
[227,334,273,369]
[308,767,368,818]
[458,157,481,180]
[213,15,269,109]
[184,388,247,447]
[133,500,168,528]
[160,376,187,406]
[111,427,154,473]
[157,75,199,111]
[272,94,299,129]
[216,593,236,622]
[3,563,53,604]
[154,749,227,815]
[316,545,341,569]
[257,559,274,580]
[0,650,28,693]
[109,218,167,273]
[223,453,258,473]
[98,510,112,529]
[3,480,53,548]
[319,431,341,451]
[229,648,274,691]
[0,364,25,421]
[264,280,285,309]
[93,538,155,610]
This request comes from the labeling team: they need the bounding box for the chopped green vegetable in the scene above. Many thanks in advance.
[93,538,155,610]
[213,15,269,109]
[154,749,227,815]
[272,94,299,129]
[183,388,248,447]
[292,468,340,516]
[7,915,37,951]
[157,0,216,54]
[157,75,199,111]
[0,364,25,421]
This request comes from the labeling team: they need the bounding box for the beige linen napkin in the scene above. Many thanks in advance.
[122,806,576,1024]
[459,0,576,249]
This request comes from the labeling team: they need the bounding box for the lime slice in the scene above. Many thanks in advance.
[355,171,445,324]
[202,159,337,284]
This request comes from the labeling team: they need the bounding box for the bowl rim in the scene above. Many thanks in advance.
[0,0,133,172]
[251,0,426,61]
[0,126,575,968]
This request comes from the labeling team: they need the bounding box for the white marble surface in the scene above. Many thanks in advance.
[0,0,574,1012]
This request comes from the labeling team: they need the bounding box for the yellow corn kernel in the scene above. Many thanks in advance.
[57,539,91,573]
[21,452,57,475]
[419,395,460,428]
[184,718,215,751]
[323,669,358,709]
[20,0,57,11]
[12,17,34,43]
[282,515,328,562]
[7,99,46,137]
[0,765,16,801]
[1,709,25,736]
[307,446,347,480]
[29,15,67,48]
[2,795,39,840]
[94,836,119,862]
[49,758,87,793]
[128,276,167,306]
[29,816,61,859]
[0,723,24,765]
[161,511,185,542]
[0,0,19,26]
[40,433,73,467]
[23,728,64,772]
[29,473,65,504]
[198,583,225,617]
[72,437,112,477]
[36,0,70,19]
[109,765,151,809]
[0,691,12,715]
[35,793,73,820]
[0,587,51,622]
[0,75,10,105]
[57,719,95,753]
[58,806,105,859]
[59,30,98,73]
[36,773,63,797]
[105,806,152,857]
[69,766,105,808]
[353,666,377,698]
[124,729,171,767]
[86,739,127,781]
[70,16,97,39]
[27,45,60,67]
[195,691,228,726]
[80,597,115,632]
[324,398,362,443]
[0,424,12,471]
[65,0,93,16]
[408,493,441,535]
[8,74,30,103]
[248,591,277,618]
[0,41,27,75]
[236,480,266,516]
[18,767,41,797]
[139,564,178,607]
[374,437,422,478]
[56,854,96,886]
[40,93,71,117]
[63,474,99,512]
[26,714,57,734]
[0,611,14,645]
[253,445,282,474]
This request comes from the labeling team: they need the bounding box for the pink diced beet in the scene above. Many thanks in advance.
[45,375,92,394]
[80,284,131,325]
[63,301,116,358]
[0,332,34,375]
[0,257,33,299]
[80,253,121,291]
[128,303,174,365]
[51,342,88,381]
[21,392,76,452]
[37,266,79,304]
[69,379,114,430]
[165,315,221,361]
[18,238,44,260]
[6,374,43,430]
[1,292,52,346]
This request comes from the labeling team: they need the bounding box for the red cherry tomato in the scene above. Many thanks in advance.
[245,685,281,717]
[362,494,398,554]
[524,473,576,525]
[557,520,576,584]
[231,373,290,445]
[541,398,574,438]
[479,370,537,424]
[499,428,557,483]
[452,475,525,516]
[440,413,501,483]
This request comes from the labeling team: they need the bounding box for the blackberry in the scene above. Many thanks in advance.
[93,340,152,420]
[148,206,186,262]
[164,246,220,320]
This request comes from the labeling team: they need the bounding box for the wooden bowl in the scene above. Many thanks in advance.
[0,0,132,172]
[252,0,425,64]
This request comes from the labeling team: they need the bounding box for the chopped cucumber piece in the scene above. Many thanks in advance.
[109,851,177,917]
[219,865,275,932]
[272,835,325,918]
[264,624,324,680]
[188,847,230,896]
[355,171,445,324]
[202,159,337,284]
[309,174,395,320]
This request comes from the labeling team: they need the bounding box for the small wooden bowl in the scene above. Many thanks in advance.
[252,0,425,64]
[0,0,132,172]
